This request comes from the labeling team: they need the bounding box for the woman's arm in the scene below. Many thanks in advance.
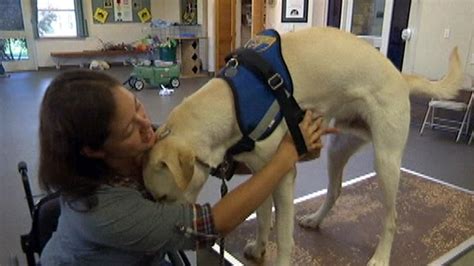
[211,111,337,235]
[211,138,297,235]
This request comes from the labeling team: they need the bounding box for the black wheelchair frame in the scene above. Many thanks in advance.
[18,161,60,266]
[18,161,190,266]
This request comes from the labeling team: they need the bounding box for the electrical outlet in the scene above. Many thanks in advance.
[443,28,450,39]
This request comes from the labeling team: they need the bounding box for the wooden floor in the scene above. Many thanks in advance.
[0,66,473,265]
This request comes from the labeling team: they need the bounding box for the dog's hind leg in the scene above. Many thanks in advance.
[299,132,367,228]
[367,113,408,266]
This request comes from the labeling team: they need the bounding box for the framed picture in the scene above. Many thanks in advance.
[281,0,309,23]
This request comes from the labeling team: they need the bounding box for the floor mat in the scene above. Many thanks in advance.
[222,170,474,265]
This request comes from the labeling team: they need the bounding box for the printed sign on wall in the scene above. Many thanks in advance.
[92,0,151,23]
[114,0,132,22]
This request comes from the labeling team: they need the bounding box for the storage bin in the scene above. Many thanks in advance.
[159,47,177,62]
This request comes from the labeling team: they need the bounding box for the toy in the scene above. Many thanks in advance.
[89,60,110,70]
[125,64,180,91]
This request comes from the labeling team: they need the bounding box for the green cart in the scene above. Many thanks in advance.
[125,64,180,91]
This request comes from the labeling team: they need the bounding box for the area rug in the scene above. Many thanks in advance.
[222,170,474,265]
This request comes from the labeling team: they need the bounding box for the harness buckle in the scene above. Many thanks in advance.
[226,57,239,68]
[267,73,284,90]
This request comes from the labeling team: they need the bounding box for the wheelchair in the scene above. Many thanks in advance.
[18,161,60,266]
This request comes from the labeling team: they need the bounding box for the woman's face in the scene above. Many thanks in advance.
[101,86,156,162]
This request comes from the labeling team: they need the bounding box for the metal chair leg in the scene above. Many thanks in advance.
[455,111,469,142]
[420,105,432,135]
[456,104,472,142]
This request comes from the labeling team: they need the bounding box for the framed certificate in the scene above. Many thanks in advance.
[281,0,309,23]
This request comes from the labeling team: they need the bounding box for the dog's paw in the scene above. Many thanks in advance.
[243,241,266,263]
[298,214,322,229]
[367,257,389,266]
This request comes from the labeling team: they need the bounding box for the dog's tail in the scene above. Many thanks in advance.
[403,47,464,99]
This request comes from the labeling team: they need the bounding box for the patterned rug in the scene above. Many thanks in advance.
[223,170,474,265]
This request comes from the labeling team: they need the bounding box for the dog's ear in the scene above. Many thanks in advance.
[164,145,195,191]
[146,136,196,191]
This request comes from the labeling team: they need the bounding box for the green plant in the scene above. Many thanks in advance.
[38,11,58,36]
[158,39,178,49]
[0,38,28,61]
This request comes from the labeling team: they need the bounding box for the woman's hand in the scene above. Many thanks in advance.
[277,110,338,165]
[212,111,337,235]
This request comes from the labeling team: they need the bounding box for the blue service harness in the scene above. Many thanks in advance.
[216,29,307,161]
[213,30,309,264]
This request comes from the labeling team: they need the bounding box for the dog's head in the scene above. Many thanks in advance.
[143,128,209,203]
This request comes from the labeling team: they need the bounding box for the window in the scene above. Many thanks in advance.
[37,0,77,37]
[33,0,87,38]
[0,0,29,61]
[1,38,29,61]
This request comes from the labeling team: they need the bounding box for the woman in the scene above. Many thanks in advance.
[39,70,335,265]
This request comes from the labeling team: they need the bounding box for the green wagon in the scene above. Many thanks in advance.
[125,64,180,91]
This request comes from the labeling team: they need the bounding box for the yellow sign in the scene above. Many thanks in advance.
[94,8,108,24]
[137,8,151,23]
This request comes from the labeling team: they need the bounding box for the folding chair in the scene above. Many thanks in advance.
[419,74,474,142]
[18,161,60,266]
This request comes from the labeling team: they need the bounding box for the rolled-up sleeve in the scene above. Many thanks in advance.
[191,203,216,248]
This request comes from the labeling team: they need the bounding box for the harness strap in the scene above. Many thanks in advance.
[248,100,280,141]
[228,48,308,156]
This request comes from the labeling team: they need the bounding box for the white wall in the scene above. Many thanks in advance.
[403,0,474,78]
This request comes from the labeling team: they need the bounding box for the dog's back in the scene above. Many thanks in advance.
[279,27,462,123]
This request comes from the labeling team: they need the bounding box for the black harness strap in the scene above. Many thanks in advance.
[226,48,308,156]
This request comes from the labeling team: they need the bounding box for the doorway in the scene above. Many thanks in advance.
[386,0,411,70]
[215,0,265,71]
[330,0,411,70]
[0,0,37,71]
[241,0,252,45]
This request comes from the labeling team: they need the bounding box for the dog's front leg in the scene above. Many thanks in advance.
[272,168,296,266]
[244,196,273,262]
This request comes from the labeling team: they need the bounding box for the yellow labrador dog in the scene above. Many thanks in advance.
[144,27,463,266]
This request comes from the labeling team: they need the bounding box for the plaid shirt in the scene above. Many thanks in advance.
[190,203,217,248]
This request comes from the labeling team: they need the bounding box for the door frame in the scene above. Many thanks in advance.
[1,0,37,71]
[215,0,236,71]
[251,0,265,37]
